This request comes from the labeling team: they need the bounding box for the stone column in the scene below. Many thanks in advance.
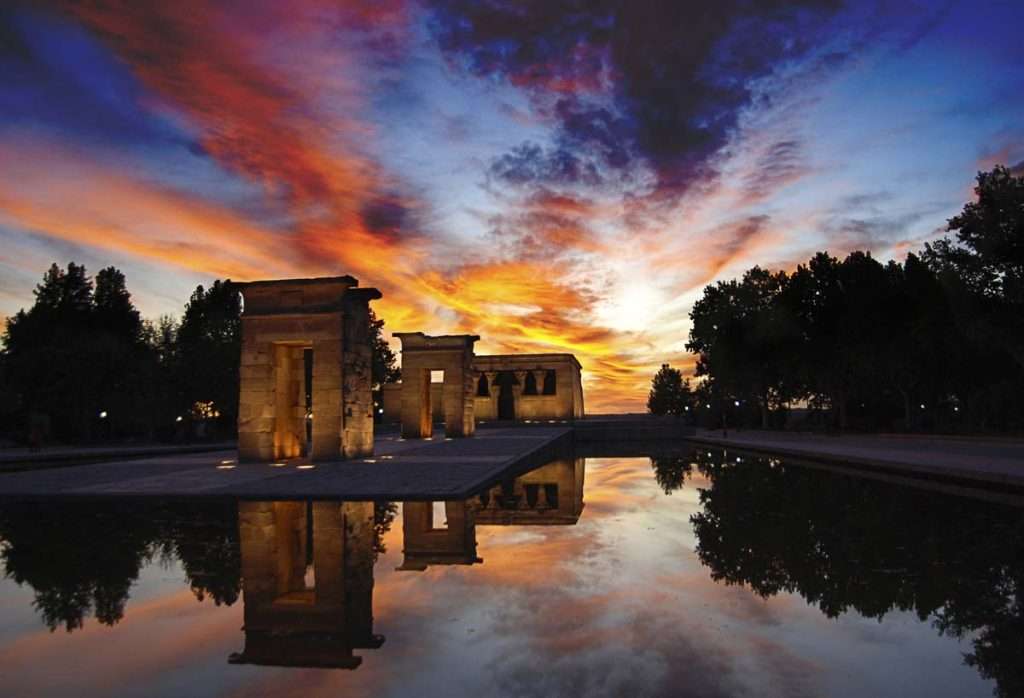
[311,329,343,460]
[399,368,432,439]
[238,335,276,461]
[341,293,376,458]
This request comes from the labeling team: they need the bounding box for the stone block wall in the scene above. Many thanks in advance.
[395,333,479,439]
[235,277,380,462]
[340,294,375,458]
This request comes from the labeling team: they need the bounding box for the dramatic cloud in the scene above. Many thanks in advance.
[1,0,1021,409]
[430,0,843,196]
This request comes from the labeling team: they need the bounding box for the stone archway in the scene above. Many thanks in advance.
[394,333,479,439]
[235,276,381,462]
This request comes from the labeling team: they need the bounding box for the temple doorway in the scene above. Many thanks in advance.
[495,371,517,421]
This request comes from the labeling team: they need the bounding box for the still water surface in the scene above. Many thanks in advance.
[0,450,1021,697]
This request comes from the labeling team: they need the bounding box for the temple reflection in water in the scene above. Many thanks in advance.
[230,457,586,668]
[397,457,585,571]
[230,501,382,669]
[3,451,1020,694]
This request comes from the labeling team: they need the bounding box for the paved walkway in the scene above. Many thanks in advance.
[687,430,1024,487]
[0,427,571,500]
[0,441,236,471]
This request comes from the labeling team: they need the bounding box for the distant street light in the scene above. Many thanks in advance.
[734,400,740,407]
[99,411,108,419]
[175,416,183,422]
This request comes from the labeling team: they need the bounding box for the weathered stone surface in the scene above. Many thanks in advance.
[380,353,585,424]
[236,276,380,462]
[395,333,479,439]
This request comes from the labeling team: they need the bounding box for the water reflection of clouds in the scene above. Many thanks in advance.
[0,454,1005,697]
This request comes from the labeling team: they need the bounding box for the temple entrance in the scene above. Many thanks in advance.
[395,333,479,439]
[236,275,381,462]
[495,371,517,420]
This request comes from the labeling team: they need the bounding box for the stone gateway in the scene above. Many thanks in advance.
[235,276,380,462]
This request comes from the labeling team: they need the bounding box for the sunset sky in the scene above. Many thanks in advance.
[1,1,1022,411]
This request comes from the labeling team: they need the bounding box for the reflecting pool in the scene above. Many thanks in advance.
[0,450,1021,697]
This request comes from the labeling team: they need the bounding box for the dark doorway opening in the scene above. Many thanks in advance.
[304,348,313,451]
[495,371,517,420]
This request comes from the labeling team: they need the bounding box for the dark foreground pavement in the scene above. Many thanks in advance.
[687,429,1024,488]
[0,427,571,500]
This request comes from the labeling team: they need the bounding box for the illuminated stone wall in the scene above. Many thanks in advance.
[236,276,380,462]
[379,352,584,424]
[394,333,479,438]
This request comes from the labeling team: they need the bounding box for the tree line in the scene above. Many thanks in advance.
[649,165,1024,433]
[0,266,400,445]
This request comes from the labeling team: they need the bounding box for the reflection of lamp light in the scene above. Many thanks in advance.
[175,416,183,422]
[378,408,383,414]
[734,400,740,407]
[297,464,315,470]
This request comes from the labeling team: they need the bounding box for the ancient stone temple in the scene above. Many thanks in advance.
[473,353,584,422]
[380,352,584,424]
[394,333,479,439]
[235,276,380,462]
[230,500,383,669]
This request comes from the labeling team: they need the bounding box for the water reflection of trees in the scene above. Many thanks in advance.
[684,451,1024,698]
[0,499,400,633]
[649,455,695,494]
[0,501,240,631]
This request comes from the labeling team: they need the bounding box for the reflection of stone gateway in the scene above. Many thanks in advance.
[230,500,383,669]
[396,458,586,572]
[397,500,481,570]
[235,276,380,462]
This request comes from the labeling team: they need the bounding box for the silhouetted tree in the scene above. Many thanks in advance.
[688,267,798,428]
[1,263,154,441]
[174,280,241,436]
[681,167,1024,433]
[647,363,692,416]
[370,309,401,388]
